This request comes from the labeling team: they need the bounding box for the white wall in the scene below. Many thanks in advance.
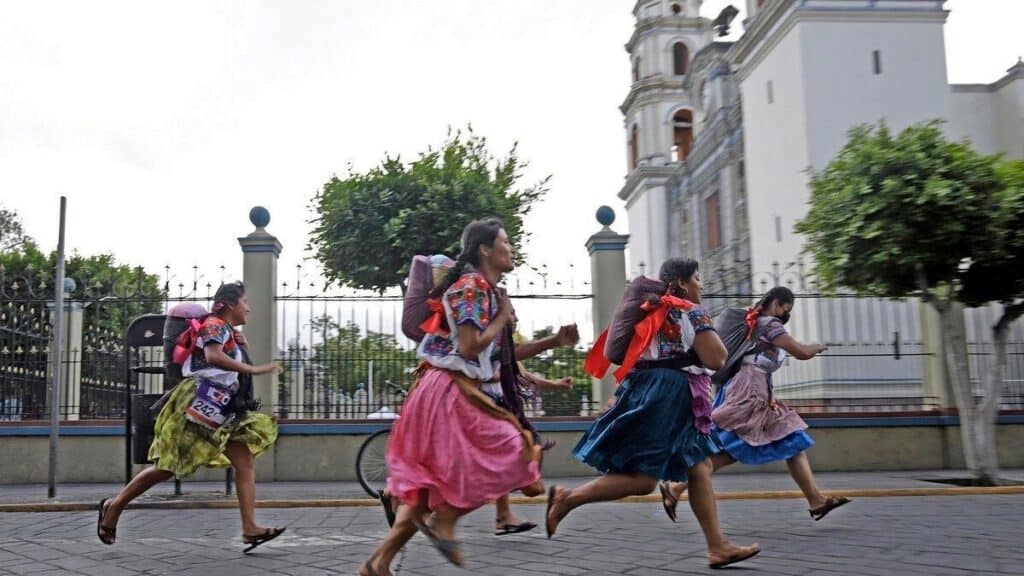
[950,88,1000,155]
[738,24,810,275]
[744,16,953,275]
[994,77,1024,159]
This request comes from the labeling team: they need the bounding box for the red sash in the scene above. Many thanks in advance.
[418,299,449,336]
[585,294,695,382]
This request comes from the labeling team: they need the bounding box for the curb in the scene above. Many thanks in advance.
[2,485,1022,513]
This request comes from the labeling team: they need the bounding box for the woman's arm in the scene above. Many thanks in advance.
[204,343,281,376]
[456,290,512,357]
[687,307,726,370]
[691,331,727,370]
[520,369,573,390]
[515,323,579,360]
[771,334,827,360]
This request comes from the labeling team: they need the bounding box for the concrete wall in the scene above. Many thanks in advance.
[3,418,1023,484]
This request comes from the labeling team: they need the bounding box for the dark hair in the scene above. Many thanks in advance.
[430,218,505,298]
[212,281,246,315]
[758,286,794,310]
[658,257,699,289]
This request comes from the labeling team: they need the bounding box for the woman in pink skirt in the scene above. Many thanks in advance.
[360,218,542,576]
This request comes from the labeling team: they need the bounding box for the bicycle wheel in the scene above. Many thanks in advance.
[356,428,391,498]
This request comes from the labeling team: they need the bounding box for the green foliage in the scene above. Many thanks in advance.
[520,326,589,417]
[0,205,34,253]
[795,121,1005,298]
[960,159,1024,306]
[308,127,549,293]
[305,318,418,397]
[0,242,163,340]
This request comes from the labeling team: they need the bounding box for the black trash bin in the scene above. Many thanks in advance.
[131,393,165,465]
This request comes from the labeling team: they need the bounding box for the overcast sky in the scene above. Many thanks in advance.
[2,0,1021,295]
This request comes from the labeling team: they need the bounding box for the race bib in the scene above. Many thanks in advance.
[185,379,235,430]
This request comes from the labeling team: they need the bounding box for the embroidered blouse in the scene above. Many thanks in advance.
[417,272,504,384]
[182,316,242,390]
[743,317,789,373]
[641,306,716,375]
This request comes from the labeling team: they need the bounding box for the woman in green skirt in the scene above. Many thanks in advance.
[97,282,284,551]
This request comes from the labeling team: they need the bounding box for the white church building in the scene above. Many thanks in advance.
[617,0,1024,407]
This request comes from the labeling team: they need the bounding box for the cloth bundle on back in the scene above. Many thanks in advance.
[710,307,773,387]
[401,253,525,419]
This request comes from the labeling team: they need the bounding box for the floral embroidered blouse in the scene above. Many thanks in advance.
[641,306,716,375]
[743,317,789,373]
[418,272,503,383]
[182,316,242,389]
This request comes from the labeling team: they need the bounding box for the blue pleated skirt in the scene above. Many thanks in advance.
[711,377,814,465]
[573,368,720,482]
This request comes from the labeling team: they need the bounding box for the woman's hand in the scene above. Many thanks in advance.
[555,324,579,347]
[252,362,283,376]
[553,377,573,390]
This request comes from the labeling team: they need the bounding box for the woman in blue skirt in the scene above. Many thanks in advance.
[660,287,851,523]
[546,258,759,569]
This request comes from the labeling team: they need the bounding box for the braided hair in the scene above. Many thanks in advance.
[658,258,700,297]
[211,281,246,316]
[756,286,794,312]
[429,218,505,298]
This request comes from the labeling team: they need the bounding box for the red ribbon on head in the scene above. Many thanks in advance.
[744,306,761,339]
[419,298,449,337]
[584,294,696,383]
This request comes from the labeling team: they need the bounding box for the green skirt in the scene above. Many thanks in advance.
[147,378,278,477]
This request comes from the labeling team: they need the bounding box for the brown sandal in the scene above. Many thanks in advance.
[809,496,852,521]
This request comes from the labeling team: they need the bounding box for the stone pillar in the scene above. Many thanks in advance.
[585,206,629,407]
[47,284,83,420]
[238,207,281,480]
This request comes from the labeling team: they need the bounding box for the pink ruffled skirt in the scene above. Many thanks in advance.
[386,367,541,511]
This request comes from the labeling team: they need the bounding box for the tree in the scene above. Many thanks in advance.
[958,158,1024,481]
[795,121,1008,484]
[0,242,163,342]
[308,127,549,293]
[0,205,34,253]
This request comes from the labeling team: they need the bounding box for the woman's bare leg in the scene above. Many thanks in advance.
[685,458,760,564]
[224,441,264,535]
[546,473,656,536]
[786,451,828,509]
[102,466,174,529]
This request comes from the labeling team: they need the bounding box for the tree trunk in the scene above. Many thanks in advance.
[981,301,1024,485]
[936,303,982,478]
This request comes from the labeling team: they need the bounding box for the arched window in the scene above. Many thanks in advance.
[630,124,639,170]
[673,42,689,75]
[672,110,693,162]
[633,59,640,82]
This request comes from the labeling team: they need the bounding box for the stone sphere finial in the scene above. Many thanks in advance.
[249,206,271,229]
[596,205,615,227]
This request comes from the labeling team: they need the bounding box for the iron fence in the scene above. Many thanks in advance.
[3,265,1023,422]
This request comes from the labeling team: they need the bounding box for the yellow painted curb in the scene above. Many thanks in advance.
[2,485,1021,513]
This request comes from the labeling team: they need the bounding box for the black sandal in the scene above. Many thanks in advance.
[494,520,537,536]
[658,481,678,523]
[378,490,396,528]
[413,518,463,567]
[361,561,381,576]
[242,527,286,553]
[96,499,116,545]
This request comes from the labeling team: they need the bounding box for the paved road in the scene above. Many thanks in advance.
[0,493,1021,575]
